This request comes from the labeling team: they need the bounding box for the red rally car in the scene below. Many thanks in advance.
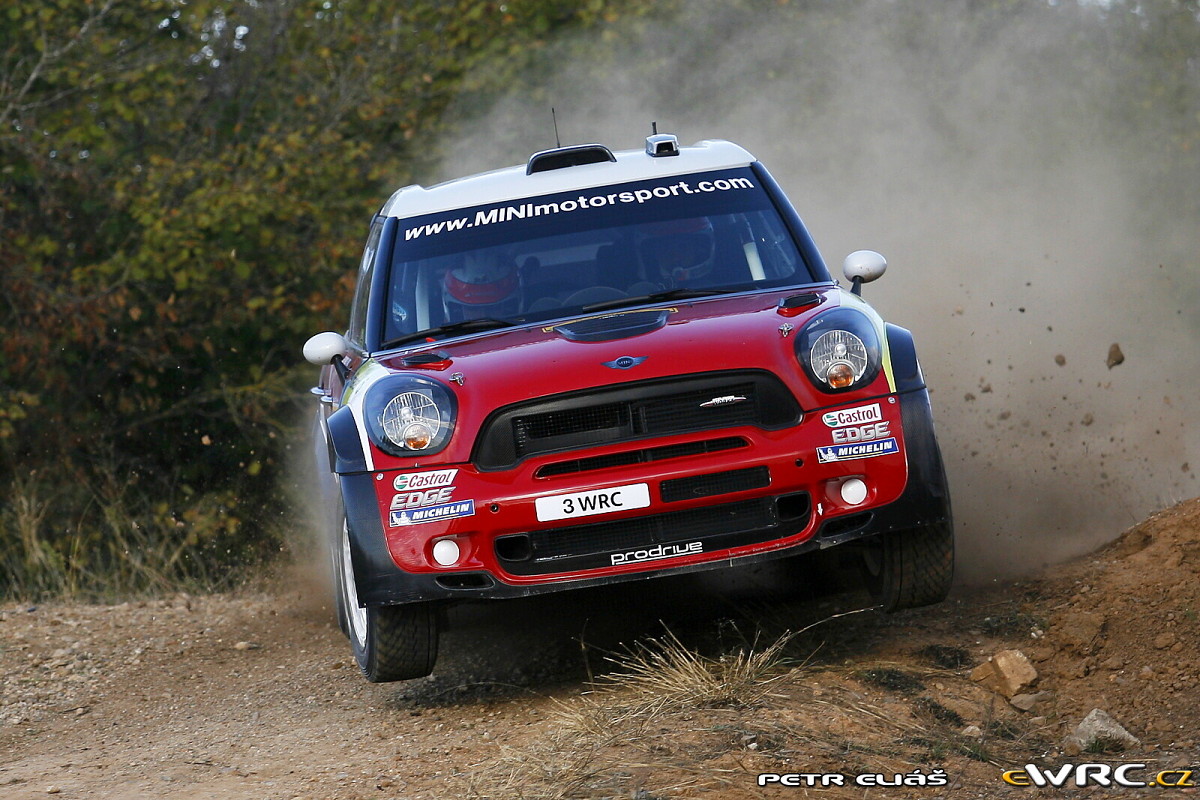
[304,133,954,682]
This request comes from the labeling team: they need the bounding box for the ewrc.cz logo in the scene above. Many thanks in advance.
[1002,764,1197,788]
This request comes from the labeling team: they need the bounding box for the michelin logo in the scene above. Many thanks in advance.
[389,500,475,526]
[816,437,899,463]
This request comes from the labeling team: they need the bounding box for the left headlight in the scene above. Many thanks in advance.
[795,308,882,393]
[363,376,456,456]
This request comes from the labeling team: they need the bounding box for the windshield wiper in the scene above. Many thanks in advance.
[580,286,745,314]
[381,317,519,350]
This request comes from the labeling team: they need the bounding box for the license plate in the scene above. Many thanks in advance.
[535,483,651,522]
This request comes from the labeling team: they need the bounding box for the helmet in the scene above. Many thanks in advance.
[442,250,521,322]
[638,217,715,286]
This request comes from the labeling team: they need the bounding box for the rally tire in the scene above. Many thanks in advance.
[331,546,351,638]
[863,521,954,612]
[337,519,439,682]
[357,604,439,683]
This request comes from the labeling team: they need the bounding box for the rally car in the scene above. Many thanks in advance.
[304,132,953,682]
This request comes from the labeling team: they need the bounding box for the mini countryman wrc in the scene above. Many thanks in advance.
[304,133,953,682]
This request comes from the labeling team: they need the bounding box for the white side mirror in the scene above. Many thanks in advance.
[303,331,350,366]
[842,250,888,286]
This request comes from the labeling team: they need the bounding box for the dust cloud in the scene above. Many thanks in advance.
[430,0,1199,582]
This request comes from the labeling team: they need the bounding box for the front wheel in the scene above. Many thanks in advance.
[861,521,954,612]
[337,519,439,681]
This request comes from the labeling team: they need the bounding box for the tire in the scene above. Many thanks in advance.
[330,531,351,638]
[861,520,954,612]
[336,517,439,682]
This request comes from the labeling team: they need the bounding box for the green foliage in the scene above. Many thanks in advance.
[0,0,656,600]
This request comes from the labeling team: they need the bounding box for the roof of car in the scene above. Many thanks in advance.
[379,139,757,220]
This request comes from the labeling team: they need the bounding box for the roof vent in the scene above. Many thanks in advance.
[645,133,680,157]
[526,144,616,175]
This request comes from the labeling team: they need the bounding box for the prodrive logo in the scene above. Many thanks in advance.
[611,541,702,566]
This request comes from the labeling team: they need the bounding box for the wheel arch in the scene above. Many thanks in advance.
[885,323,925,393]
[327,404,369,474]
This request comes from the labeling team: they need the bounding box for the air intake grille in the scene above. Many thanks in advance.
[660,466,770,503]
[535,437,748,478]
[495,497,784,576]
[474,371,801,470]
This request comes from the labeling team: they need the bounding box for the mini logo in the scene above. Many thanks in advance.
[603,355,647,370]
[700,395,749,408]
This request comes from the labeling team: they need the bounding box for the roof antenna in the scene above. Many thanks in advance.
[652,120,658,135]
[552,107,561,148]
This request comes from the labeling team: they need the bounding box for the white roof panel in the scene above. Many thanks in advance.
[380,139,757,220]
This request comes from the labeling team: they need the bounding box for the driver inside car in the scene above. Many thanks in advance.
[441,249,522,322]
[637,217,716,288]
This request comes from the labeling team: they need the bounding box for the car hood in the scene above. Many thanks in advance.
[368,286,875,466]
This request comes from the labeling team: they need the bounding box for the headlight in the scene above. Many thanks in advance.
[796,309,882,392]
[364,376,456,456]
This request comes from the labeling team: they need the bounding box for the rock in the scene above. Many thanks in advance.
[1102,656,1125,670]
[1051,610,1106,655]
[233,641,260,651]
[1070,708,1140,753]
[1010,691,1054,713]
[971,650,1038,698]
[1054,354,1066,366]
[961,725,983,737]
[1106,343,1124,369]
[1153,632,1177,650]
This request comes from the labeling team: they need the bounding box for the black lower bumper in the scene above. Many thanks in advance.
[344,387,951,606]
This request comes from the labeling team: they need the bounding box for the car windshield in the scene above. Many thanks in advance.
[382,167,816,345]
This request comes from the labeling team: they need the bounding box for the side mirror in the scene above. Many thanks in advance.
[842,250,887,296]
[303,332,351,375]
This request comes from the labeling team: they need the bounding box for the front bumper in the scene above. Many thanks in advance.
[344,387,950,606]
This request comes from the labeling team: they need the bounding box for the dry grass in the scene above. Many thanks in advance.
[461,626,805,799]
[0,468,269,601]
[457,624,1046,800]
[585,628,793,713]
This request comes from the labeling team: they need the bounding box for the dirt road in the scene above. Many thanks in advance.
[3,499,1198,799]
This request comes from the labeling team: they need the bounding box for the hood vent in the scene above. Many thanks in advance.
[552,309,669,342]
[527,144,616,175]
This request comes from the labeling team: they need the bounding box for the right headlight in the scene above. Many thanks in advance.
[795,308,882,393]
[363,375,456,456]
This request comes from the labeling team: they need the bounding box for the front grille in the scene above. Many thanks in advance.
[660,466,771,503]
[494,492,812,577]
[474,371,801,470]
[535,437,748,478]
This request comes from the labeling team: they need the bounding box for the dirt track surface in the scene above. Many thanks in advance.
[3,499,1199,800]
